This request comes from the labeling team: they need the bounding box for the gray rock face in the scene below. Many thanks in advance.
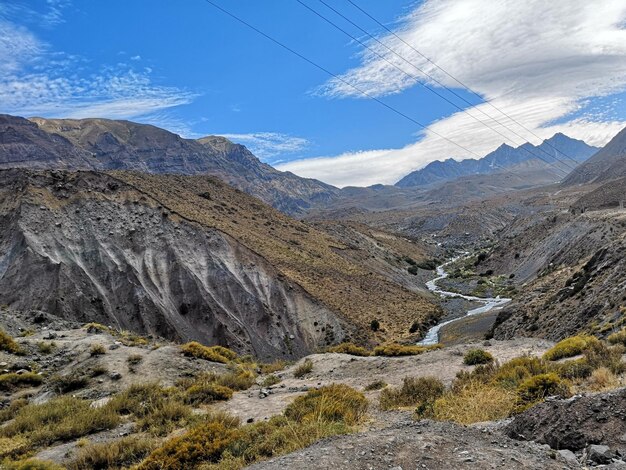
[586,445,613,464]
[0,170,347,359]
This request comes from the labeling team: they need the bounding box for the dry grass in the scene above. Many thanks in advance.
[0,372,43,391]
[1,458,65,470]
[293,359,313,378]
[380,376,445,413]
[543,335,599,361]
[180,342,237,364]
[0,396,120,449]
[89,344,106,356]
[585,367,620,392]
[259,360,289,374]
[37,341,56,355]
[607,328,626,346]
[0,328,23,355]
[433,381,516,425]
[364,380,387,391]
[373,343,441,357]
[67,436,157,470]
[327,342,370,356]
[283,384,368,426]
[261,375,281,387]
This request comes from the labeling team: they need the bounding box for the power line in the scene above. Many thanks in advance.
[201,0,563,185]
[203,0,484,160]
[298,0,575,174]
[344,0,582,167]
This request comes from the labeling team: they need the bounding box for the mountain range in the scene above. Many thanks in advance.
[395,133,598,188]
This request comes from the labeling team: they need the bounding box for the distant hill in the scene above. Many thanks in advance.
[0,114,338,215]
[395,133,597,188]
[562,126,626,186]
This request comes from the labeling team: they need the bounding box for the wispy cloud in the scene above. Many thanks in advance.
[281,0,626,186]
[0,4,195,123]
[221,132,310,163]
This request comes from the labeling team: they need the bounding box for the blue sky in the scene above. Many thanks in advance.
[2,1,626,186]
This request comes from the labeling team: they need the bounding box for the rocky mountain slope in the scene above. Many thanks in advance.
[0,115,338,215]
[396,133,596,188]
[0,169,440,358]
[563,125,626,185]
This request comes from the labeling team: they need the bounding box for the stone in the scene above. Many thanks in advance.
[557,449,578,465]
[587,444,613,464]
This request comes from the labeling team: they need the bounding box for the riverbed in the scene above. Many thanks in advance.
[419,257,511,345]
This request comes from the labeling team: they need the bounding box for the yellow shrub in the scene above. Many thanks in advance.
[181,342,237,364]
[516,373,569,404]
[491,356,550,389]
[433,381,516,424]
[373,343,441,357]
[327,342,370,356]
[185,383,233,405]
[0,436,29,458]
[283,384,368,426]
[543,335,599,361]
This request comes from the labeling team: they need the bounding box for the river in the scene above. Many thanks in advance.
[418,256,511,345]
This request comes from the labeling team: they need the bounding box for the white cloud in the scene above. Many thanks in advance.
[0,7,194,123]
[221,132,310,163]
[281,0,626,186]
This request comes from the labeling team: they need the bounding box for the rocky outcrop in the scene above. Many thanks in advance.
[0,169,348,359]
[506,388,626,455]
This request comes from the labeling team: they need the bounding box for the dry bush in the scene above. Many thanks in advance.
[379,377,445,413]
[327,342,370,356]
[543,335,599,361]
[67,436,157,470]
[259,360,289,374]
[184,383,233,405]
[0,329,23,355]
[261,375,281,387]
[37,342,56,355]
[433,381,516,424]
[180,342,237,364]
[89,344,106,356]
[283,384,368,426]
[586,367,620,392]
[49,372,88,394]
[373,343,441,357]
[293,359,313,378]
[364,380,387,391]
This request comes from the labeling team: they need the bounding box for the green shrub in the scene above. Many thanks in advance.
[516,373,569,404]
[379,377,445,414]
[543,335,599,361]
[283,384,368,426]
[463,349,494,365]
[67,436,157,470]
[180,342,237,364]
[491,356,550,389]
[0,329,23,355]
[293,359,313,378]
[373,343,441,357]
[327,342,370,356]
[0,373,43,391]
[554,358,594,379]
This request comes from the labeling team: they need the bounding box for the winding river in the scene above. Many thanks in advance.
[418,256,511,345]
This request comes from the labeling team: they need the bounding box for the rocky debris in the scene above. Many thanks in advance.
[248,419,574,470]
[505,387,626,456]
